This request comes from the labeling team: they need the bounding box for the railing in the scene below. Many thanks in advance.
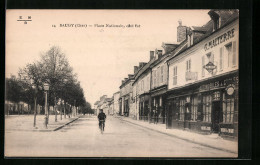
[185,71,198,81]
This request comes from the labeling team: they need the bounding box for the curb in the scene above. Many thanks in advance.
[53,116,81,131]
[116,116,237,154]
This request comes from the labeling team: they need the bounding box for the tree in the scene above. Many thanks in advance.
[38,46,75,121]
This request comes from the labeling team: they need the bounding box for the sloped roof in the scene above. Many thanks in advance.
[94,101,100,105]
[167,9,238,62]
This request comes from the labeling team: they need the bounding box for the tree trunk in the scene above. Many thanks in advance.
[64,101,66,119]
[33,97,37,127]
[55,97,57,122]
[60,100,63,120]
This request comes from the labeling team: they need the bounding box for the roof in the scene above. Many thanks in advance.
[133,58,155,84]
[167,9,238,62]
[94,101,100,105]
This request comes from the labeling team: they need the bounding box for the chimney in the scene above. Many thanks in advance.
[128,74,134,79]
[134,66,139,73]
[157,50,163,58]
[177,19,187,43]
[122,80,124,84]
[150,51,154,61]
[139,62,146,68]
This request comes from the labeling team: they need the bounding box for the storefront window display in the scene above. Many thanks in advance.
[203,94,212,122]
[191,96,198,121]
[222,93,234,123]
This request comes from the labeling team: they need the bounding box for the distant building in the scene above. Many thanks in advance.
[119,74,134,117]
[112,91,120,115]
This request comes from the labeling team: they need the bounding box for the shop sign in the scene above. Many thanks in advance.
[221,128,234,134]
[226,84,235,96]
[204,28,235,51]
[199,76,238,92]
[203,62,217,74]
[201,126,211,131]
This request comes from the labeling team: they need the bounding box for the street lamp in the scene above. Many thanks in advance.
[32,84,37,127]
[43,82,50,128]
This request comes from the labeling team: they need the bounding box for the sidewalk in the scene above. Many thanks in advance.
[5,114,81,132]
[116,116,238,154]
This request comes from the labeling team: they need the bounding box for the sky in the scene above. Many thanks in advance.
[6,10,210,107]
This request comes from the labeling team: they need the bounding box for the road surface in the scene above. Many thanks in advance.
[5,115,237,157]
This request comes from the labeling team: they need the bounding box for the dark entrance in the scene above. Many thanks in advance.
[184,103,191,129]
[212,101,221,133]
[166,102,173,128]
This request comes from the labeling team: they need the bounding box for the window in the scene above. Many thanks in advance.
[202,95,212,122]
[141,80,144,91]
[161,66,164,83]
[191,96,198,121]
[146,76,149,91]
[202,56,205,77]
[186,59,191,72]
[225,43,232,67]
[153,70,156,87]
[173,66,177,85]
[222,93,234,123]
[232,41,237,66]
[179,98,185,121]
[157,67,160,85]
[219,47,223,71]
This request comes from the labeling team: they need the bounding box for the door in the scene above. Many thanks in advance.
[166,102,173,128]
[184,104,191,129]
[212,101,221,133]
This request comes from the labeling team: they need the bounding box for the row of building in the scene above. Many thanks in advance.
[94,10,239,138]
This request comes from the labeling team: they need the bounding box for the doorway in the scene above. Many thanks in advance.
[212,101,221,133]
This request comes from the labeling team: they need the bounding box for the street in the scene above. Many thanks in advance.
[5,116,237,157]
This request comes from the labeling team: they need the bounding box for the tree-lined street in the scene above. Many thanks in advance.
[5,116,236,157]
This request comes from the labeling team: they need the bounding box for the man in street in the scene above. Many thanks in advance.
[98,109,106,131]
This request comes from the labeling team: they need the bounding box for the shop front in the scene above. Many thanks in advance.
[123,95,130,117]
[166,72,238,138]
[150,86,167,124]
[139,94,151,121]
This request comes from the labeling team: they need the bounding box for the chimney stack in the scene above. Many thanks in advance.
[157,50,163,58]
[139,62,146,68]
[128,74,134,79]
[177,19,187,43]
[150,51,154,61]
[134,66,139,73]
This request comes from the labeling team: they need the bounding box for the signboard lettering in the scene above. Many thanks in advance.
[204,28,235,51]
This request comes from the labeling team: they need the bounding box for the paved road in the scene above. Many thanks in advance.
[5,115,237,157]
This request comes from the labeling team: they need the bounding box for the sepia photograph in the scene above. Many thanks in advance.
[5,9,239,158]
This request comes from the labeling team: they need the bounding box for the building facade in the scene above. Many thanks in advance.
[119,75,134,117]
[113,91,120,115]
[133,60,153,121]
[167,10,239,138]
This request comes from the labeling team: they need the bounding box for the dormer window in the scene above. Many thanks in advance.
[208,10,221,32]
[213,17,220,31]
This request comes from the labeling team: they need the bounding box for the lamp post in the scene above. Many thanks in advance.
[43,82,50,128]
[62,78,68,119]
[32,84,37,127]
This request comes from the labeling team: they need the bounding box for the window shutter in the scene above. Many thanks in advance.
[219,47,223,70]
[202,56,205,77]
[232,41,236,66]
[164,64,167,84]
